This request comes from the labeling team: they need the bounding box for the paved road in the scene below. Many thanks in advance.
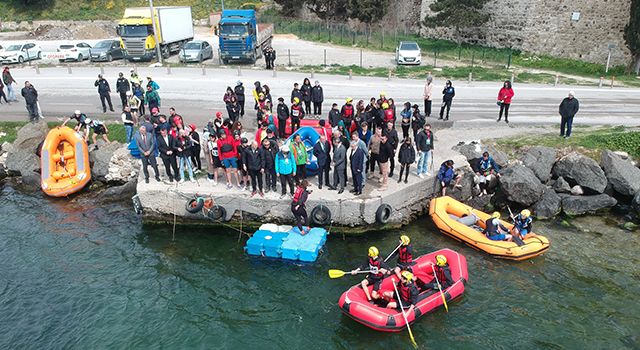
[1,66,639,128]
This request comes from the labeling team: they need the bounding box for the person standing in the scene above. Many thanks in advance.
[132,82,145,116]
[145,85,161,113]
[94,74,114,113]
[2,66,17,102]
[301,78,312,115]
[21,81,39,122]
[311,80,324,117]
[175,129,195,183]
[223,86,237,119]
[410,104,425,141]
[243,140,264,197]
[121,106,136,143]
[204,133,221,185]
[397,137,416,184]
[116,72,130,110]
[291,180,311,235]
[368,126,382,176]
[260,137,278,192]
[415,123,434,178]
[129,68,142,86]
[126,90,141,118]
[439,80,455,120]
[135,125,160,183]
[146,76,160,91]
[384,121,398,178]
[423,75,434,117]
[276,97,289,137]
[0,79,8,104]
[188,124,202,172]
[349,140,366,195]
[497,80,514,123]
[234,81,245,118]
[290,134,308,183]
[275,146,296,199]
[290,97,304,133]
[330,137,346,194]
[377,134,393,191]
[157,126,179,182]
[559,91,579,138]
[312,133,331,189]
[400,102,412,140]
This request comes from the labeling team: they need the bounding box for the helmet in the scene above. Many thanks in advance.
[368,246,379,258]
[401,270,413,283]
[521,209,531,218]
[215,111,222,118]
[259,92,265,98]
[293,97,300,104]
[491,212,501,219]
[84,118,92,124]
[400,235,410,245]
[346,97,353,103]
[436,255,447,267]
[380,91,386,96]
[382,102,389,109]
[74,110,81,115]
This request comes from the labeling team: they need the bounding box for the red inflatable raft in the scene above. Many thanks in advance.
[338,248,468,332]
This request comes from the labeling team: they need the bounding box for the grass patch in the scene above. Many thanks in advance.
[0,121,127,144]
[493,126,640,159]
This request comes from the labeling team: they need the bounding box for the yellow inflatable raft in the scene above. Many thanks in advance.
[429,196,550,260]
[40,126,91,197]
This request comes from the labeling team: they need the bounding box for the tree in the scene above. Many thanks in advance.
[423,0,491,43]
[346,0,389,41]
[624,0,640,74]
[306,0,348,21]
[274,0,302,17]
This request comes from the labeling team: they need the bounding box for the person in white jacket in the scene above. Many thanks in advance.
[423,75,434,118]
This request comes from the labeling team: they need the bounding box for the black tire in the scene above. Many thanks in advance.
[206,205,227,221]
[222,58,228,65]
[77,54,83,61]
[375,204,393,224]
[198,54,203,63]
[106,53,113,62]
[18,56,24,64]
[161,46,170,59]
[310,205,332,226]
[37,51,41,59]
[186,198,205,213]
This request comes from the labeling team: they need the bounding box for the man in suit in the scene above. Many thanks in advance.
[330,137,346,194]
[157,126,179,182]
[135,125,160,183]
[312,133,331,189]
[349,140,366,195]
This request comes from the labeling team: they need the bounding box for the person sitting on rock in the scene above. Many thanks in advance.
[437,160,462,197]
[476,151,501,196]
[513,209,533,239]
[483,212,513,242]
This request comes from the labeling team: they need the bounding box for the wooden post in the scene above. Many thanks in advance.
[35,65,40,74]
[323,49,327,66]
[67,66,72,74]
[599,76,603,88]
[511,72,515,83]
[272,66,277,78]
[388,69,392,81]
[202,65,206,75]
[311,69,314,79]
[468,72,472,84]
[237,66,242,76]
[610,76,615,88]
[349,69,353,80]
[100,65,104,75]
[554,74,559,87]
[166,66,171,75]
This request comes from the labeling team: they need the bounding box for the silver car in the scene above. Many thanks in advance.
[179,40,213,63]
[396,41,421,65]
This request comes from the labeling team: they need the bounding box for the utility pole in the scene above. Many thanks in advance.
[149,0,163,65]
[605,43,615,74]
[221,0,225,10]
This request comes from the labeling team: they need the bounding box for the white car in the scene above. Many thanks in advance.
[57,43,92,62]
[0,43,42,64]
[396,41,421,65]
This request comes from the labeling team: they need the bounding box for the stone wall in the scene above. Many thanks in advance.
[419,0,632,66]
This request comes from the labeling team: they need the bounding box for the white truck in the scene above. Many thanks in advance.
[117,6,194,61]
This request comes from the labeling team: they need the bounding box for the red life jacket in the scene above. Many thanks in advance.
[292,186,305,204]
[434,265,450,288]
[291,105,303,118]
[383,109,394,123]
[398,281,415,304]
[343,104,354,118]
[398,245,412,264]
[368,257,384,278]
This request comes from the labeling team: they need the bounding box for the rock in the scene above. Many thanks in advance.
[449,170,475,202]
[570,185,584,196]
[453,142,483,164]
[100,179,137,202]
[533,188,562,219]
[484,145,509,169]
[1,141,13,154]
[465,193,493,211]
[633,191,640,215]
[89,141,124,183]
[18,173,41,192]
[600,150,640,197]
[105,146,139,184]
[561,194,617,216]
[613,151,629,160]
[522,146,556,183]
[498,164,545,206]
[5,121,48,177]
[552,153,607,194]
[553,176,572,193]
[0,166,7,180]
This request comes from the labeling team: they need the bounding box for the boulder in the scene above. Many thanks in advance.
[553,176,572,193]
[552,153,607,194]
[5,121,48,177]
[448,170,475,202]
[100,179,137,202]
[465,193,493,211]
[633,191,640,216]
[484,145,509,169]
[561,194,617,216]
[521,146,556,183]
[452,142,483,164]
[89,141,123,183]
[498,165,545,206]
[105,146,139,184]
[533,188,562,219]
[570,185,584,196]
[600,150,640,197]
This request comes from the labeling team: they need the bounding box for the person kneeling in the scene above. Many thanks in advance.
[351,246,390,302]
[513,209,533,240]
[483,212,513,242]
[383,271,418,312]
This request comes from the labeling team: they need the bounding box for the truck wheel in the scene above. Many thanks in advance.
[251,50,257,64]
[161,46,170,59]
[222,58,228,65]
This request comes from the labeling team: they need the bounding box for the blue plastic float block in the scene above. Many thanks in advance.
[281,227,328,262]
[244,230,287,258]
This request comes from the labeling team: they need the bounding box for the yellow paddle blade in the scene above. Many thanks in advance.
[408,330,418,349]
[441,292,449,313]
[328,269,346,279]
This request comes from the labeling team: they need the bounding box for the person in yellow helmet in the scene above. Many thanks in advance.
[382,270,418,311]
[512,209,533,239]
[351,246,391,302]
[424,254,454,291]
[387,235,414,280]
[483,212,513,242]
[289,96,304,133]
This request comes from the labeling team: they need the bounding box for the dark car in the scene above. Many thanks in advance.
[90,39,124,62]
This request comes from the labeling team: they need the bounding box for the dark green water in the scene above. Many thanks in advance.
[1,185,639,349]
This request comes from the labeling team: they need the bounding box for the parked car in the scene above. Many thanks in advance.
[57,42,92,62]
[90,39,125,62]
[0,43,42,64]
[395,41,421,65]
[179,40,213,63]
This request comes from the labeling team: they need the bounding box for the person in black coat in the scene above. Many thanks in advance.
[558,91,580,138]
[21,81,39,122]
[242,140,264,196]
[116,72,130,109]
[276,97,290,138]
[328,103,341,128]
[94,74,114,113]
[259,138,278,192]
[234,81,245,117]
[188,125,202,171]
[157,127,179,182]
[397,137,416,183]
[349,140,366,195]
[313,133,331,189]
[291,83,302,104]
[384,121,399,178]
[311,80,324,116]
[301,78,312,115]
[439,80,455,120]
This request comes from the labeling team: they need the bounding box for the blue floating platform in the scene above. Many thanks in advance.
[244,224,328,262]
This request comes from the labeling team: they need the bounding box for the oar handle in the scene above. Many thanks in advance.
[384,244,402,262]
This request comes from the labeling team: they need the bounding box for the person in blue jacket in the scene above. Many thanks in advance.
[437,159,462,196]
[513,209,533,239]
[275,145,296,199]
[476,151,501,196]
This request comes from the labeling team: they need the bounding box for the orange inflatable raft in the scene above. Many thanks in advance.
[40,126,91,197]
[429,196,550,260]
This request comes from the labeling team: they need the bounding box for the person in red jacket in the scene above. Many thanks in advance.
[497,80,514,123]
[217,130,241,189]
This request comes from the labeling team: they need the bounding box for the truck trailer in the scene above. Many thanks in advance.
[217,9,273,64]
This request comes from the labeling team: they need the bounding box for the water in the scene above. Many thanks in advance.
[1,185,639,349]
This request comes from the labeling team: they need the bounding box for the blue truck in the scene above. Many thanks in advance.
[217,9,273,64]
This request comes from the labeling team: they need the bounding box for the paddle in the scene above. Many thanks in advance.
[430,264,449,313]
[507,205,525,246]
[392,278,418,349]
[384,243,402,262]
[328,268,377,279]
